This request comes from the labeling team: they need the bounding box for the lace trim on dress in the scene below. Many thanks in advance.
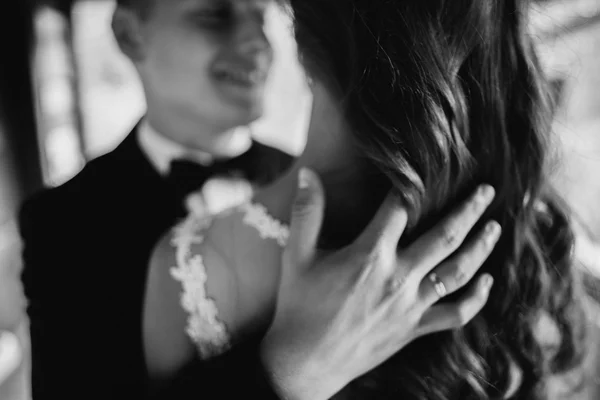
[239,202,290,246]
[170,203,289,359]
[169,214,231,359]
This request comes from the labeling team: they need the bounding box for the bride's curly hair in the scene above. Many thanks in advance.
[289,0,589,398]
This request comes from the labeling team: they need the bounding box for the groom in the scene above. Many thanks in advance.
[19,0,295,398]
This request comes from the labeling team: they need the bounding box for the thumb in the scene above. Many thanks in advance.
[285,168,325,272]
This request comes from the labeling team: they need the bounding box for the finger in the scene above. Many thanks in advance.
[402,184,495,279]
[415,274,494,338]
[418,221,501,307]
[286,168,326,270]
[353,192,408,252]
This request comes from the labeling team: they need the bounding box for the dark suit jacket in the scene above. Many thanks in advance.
[19,128,294,399]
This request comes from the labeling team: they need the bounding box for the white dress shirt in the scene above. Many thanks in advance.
[136,119,216,176]
[136,119,254,176]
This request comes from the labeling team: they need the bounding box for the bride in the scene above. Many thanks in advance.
[143,0,588,398]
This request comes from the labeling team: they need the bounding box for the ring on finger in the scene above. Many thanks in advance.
[428,272,447,298]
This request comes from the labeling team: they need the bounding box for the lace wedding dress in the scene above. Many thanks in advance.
[169,202,289,359]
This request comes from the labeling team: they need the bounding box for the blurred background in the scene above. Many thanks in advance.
[0,0,599,399]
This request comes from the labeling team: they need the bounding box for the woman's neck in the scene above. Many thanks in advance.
[255,158,385,250]
[254,82,389,248]
[254,82,355,225]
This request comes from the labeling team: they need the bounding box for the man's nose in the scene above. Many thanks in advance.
[232,13,273,59]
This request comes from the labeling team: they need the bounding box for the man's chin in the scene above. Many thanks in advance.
[213,85,266,119]
[216,102,265,129]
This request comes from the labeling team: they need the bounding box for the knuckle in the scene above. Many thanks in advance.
[449,248,486,286]
[357,263,373,285]
[455,252,479,280]
[363,243,392,274]
[292,197,316,217]
[450,262,467,287]
[386,273,408,296]
[361,246,381,269]
[356,253,378,284]
[441,223,460,247]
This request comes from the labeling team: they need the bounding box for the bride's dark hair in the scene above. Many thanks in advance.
[290,0,588,398]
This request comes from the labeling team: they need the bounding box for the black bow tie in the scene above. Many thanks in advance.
[167,159,215,201]
[166,143,260,203]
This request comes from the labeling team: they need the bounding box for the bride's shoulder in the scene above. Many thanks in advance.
[179,202,289,335]
[148,202,286,330]
[144,207,245,377]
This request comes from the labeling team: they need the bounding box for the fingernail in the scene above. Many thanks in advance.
[485,221,501,245]
[485,220,500,234]
[481,274,494,289]
[298,168,311,189]
[477,185,495,204]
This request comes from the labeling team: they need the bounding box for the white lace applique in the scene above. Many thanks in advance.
[239,203,290,246]
[170,203,289,359]
[169,214,232,359]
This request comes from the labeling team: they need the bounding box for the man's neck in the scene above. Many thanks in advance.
[145,114,253,160]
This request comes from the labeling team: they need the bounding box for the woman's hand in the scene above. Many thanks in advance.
[260,168,500,400]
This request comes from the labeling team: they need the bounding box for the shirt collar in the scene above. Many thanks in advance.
[137,119,216,176]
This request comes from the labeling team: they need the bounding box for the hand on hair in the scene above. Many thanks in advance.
[260,168,500,400]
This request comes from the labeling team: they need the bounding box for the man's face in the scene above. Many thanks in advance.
[126,0,276,131]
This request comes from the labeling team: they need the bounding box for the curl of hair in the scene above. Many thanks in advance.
[291,0,588,398]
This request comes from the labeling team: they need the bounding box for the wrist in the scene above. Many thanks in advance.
[259,338,339,400]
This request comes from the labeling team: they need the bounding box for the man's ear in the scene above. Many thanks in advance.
[112,7,146,62]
